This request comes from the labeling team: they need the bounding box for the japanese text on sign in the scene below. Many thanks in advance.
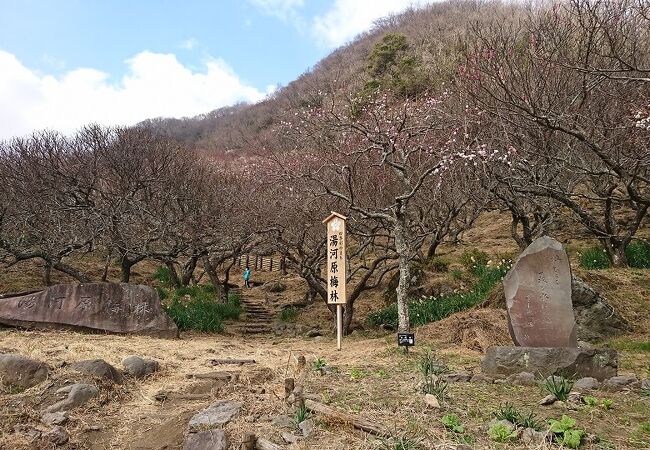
[325,214,347,305]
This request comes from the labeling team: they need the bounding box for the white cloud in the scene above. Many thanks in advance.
[248,0,304,20]
[179,38,199,50]
[312,0,437,48]
[0,50,266,140]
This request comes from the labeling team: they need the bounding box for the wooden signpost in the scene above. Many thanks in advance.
[323,212,347,351]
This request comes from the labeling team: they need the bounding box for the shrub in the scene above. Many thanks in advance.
[163,287,240,332]
[583,395,598,406]
[280,306,298,322]
[417,350,449,400]
[492,403,542,431]
[626,240,650,268]
[312,357,327,371]
[369,263,509,328]
[426,257,449,272]
[292,405,311,426]
[549,415,584,449]
[600,399,613,410]
[417,350,449,378]
[543,375,573,401]
[488,422,517,442]
[441,414,465,433]
[579,247,611,269]
[153,265,174,285]
[460,248,490,274]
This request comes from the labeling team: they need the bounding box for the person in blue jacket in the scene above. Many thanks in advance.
[243,266,251,288]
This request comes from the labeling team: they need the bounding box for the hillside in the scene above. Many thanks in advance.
[1,1,649,449]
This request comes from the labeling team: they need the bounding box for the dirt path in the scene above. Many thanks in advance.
[1,327,648,449]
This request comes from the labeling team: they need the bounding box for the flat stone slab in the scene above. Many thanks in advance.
[183,429,228,450]
[0,283,178,338]
[481,346,617,381]
[188,400,242,431]
[503,236,577,347]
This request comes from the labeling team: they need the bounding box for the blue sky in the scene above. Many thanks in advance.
[0,0,436,139]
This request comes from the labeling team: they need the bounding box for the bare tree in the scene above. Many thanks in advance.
[464,0,650,265]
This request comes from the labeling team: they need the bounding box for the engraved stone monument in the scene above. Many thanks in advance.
[0,283,178,338]
[481,236,618,380]
[503,236,577,347]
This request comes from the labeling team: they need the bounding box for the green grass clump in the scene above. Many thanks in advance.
[280,306,298,322]
[543,376,573,401]
[153,265,174,285]
[369,261,510,328]
[460,248,489,274]
[579,241,650,269]
[492,403,542,431]
[163,286,240,332]
[579,247,611,270]
[441,414,465,433]
[549,415,584,448]
[488,422,517,443]
[626,240,650,268]
[312,357,327,371]
[292,405,311,426]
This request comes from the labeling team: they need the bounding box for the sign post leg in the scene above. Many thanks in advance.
[336,305,343,351]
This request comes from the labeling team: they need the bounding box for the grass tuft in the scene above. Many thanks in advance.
[542,375,573,401]
[163,285,240,332]
[280,306,298,322]
[369,261,510,328]
[579,247,611,270]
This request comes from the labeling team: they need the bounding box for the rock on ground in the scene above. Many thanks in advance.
[0,353,49,389]
[271,415,294,428]
[183,429,228,450]
[0,282,178,338]
[46,383,99,413]
[572,276,629,342]
[41,412,69,426]
[282,432,302,444]
[505,372,536,386]
[122,356,159,379]
[574,377,600,390]
[299,418,315,437]
[188,400,242,431]
[44,425,69,446]
[70,359,123,384]
[603,374,639,390]
[482,346,617,381]
[442,371,472,383]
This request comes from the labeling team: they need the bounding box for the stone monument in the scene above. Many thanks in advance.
[504,236,577,347]
[481,236,617,380]
[0,282,178,338]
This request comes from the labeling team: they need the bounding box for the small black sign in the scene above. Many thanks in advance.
[397,333,415,347]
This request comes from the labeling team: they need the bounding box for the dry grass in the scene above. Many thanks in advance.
[1,328,648,449]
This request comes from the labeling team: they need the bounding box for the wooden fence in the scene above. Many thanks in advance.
[236,254,285,272]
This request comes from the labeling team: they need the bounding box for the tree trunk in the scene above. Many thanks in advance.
[121,258,132,283]
[52,261,92,283]
[603,238,628,267]
[165,261,182,287]
[393,219,411,333]
[101,253,111,282]
[181,256,198,286]
[43,262,52,286]
[343,302,353,335]
[426,237,441,258]
[203,257,224,301]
